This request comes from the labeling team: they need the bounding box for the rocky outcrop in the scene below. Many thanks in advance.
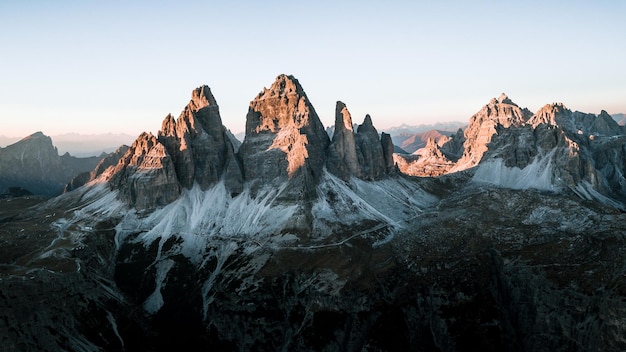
[326,102,394,181]
[102,85,243,209]
[394,137,456,177]
[159,85,242,195]
[380,132,395,173]
[439,128,466,161]
[529,104,624,137]
[355,115,387,180]
[471,101,626,206]
[451,93,532,172]
[326,101,360,180]
[107,133,180,210]
[238,74,330,199]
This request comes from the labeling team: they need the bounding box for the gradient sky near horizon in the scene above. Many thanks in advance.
[1,1,625,138]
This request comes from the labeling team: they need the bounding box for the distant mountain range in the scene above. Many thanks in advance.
[0,132,116,196]
[0,133,135,157]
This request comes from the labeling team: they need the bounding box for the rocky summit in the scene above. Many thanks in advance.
[1,76,626,352]
[239,74,330,201]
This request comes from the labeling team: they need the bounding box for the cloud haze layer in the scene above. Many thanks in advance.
[1,1,624,137]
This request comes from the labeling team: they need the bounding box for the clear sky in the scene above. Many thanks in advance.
[1,1,624,138]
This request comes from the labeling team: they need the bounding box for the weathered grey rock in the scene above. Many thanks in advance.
[355,115,387,180]
[380,132,395,173]
[529,104,624,138]
[159,86,242,194]
[394,137,455,177]
[107,132,181,210]
[326,103,392,180]
[238,74,330,199]
[451,94,532,172]
[439,128,466,161]
[326,101,360,180]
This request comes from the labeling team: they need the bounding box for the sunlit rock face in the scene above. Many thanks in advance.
[159,85,242,195]
[104,85,243,209]
[107,132,181,210]
[238,74,330,200]
[451,93,533,172]
[393,137,456,177]
[64,145,130,192]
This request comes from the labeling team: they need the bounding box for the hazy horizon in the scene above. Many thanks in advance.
[1,1,625,137]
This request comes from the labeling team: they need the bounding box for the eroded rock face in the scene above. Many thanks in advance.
[529,105,626,201]
[326,103,393,181]
[159,85,242,195]
[107,133,180,210]
[451,93,532,172]
[238,74,330,199]
[394,137,456,177]
[355,115,387,180]
[380,132,395,173]
[326,101,360,180]
[64,145,130,192]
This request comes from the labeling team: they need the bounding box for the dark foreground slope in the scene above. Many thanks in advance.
[1,176,625,351]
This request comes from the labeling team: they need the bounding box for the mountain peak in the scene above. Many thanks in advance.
[335,101,354,132]
[357,114,376,134]
[188,85,217,112]
[497,93,516,106]
[27,131,46,138]
[240,74,330,201]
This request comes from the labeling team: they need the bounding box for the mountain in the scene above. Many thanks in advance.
[395,94,626,208]
[2,78,626,351]
[0,132,107,196]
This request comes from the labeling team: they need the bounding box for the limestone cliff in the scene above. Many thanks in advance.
[107,133,180,210]
[238,74,330,200]
[451,93,532,172]
[326,101,360,180]
[158,85,242,195]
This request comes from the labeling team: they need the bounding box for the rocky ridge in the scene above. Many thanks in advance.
[395,94,626,207]
[97,75,394,211]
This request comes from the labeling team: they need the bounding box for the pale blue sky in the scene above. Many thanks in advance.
[1,1,624,137]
